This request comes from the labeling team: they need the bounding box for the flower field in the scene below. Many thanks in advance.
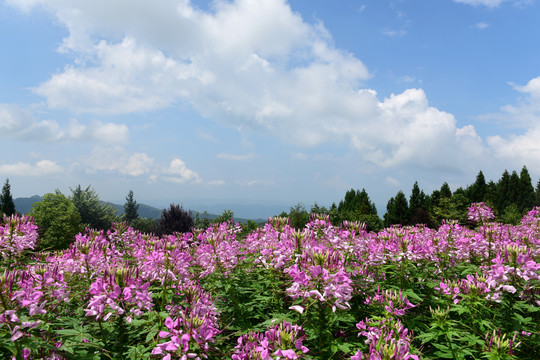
[1,203,539,359]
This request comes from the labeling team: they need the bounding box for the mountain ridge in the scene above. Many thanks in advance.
[13,195,273,223]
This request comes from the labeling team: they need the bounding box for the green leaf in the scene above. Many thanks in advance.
[55,329,83,336]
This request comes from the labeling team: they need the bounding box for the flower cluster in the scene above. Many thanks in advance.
[285,247,352,311]
[353,317,418,360]
[0,214,38,260]
[364,287,416,316]
[153,282,220,359]
[85,268,153,323]
[468,202,495,223]
[436,274,490,304]
[232,322,309,360]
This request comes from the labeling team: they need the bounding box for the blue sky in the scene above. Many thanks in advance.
[1,0,539,216]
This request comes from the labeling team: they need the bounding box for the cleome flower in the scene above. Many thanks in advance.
[284,246,353,312]
[232,322,309,360]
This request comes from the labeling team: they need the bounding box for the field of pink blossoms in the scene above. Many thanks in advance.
[0,202,539,359]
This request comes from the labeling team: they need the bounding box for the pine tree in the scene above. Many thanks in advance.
[409,181,431,226]
[469,170,487,203]
[409,182,422,212]
[384,191,409,226]
[440,182,452,199]
[123,190,140,224]
[535,179,540,207]
[518,166,535,212]
[496,170,511,213]
[70,185,117,230]
[0,178,16,216]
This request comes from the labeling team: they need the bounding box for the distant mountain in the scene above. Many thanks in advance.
[14,195,43,214]
[109,202,164,219]
[14,195,164,219]
[14,196,276,223]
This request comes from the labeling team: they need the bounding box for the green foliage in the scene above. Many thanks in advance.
[29,190,82,250]
[501,204,522,225]
[193,211,211,229]
[0,178,16,216]
[70,185,118,230]
[288,203,309,229]
[122,190,139,224]
[212,209,234,224]
[432,193,470,225]
[130,217,156,234]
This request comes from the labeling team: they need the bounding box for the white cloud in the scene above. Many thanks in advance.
[454,0,531,7]
[216,152,255,161]
[6,0,487,170]
[235,179,275,187]
[484,76,540,169]
[0,104,128,143]
[164,158,202,184]
[85,146,153,176]
[382,28,407,37]
[454,0,506,7]
[0,160,64,176]
[482,77,540,127]
[473,22,490,29]
[386,176,401,187]
[122,153,154,176]
[207,180,225,186]
[487,127,540,169]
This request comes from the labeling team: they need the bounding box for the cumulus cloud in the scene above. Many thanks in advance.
[485,76,540,169]
[6,0,487,170]
[0,104,128,143]
[0,160,64,176]
[164,158,202,184]
[483,77,540,127]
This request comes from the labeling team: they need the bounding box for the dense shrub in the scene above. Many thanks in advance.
[154,203,193,236]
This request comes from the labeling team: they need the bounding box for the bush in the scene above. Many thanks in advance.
[154,203,193,236]
[29,190,81,250]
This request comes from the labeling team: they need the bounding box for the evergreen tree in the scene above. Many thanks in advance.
[384,191,409,226]
[0,178,16,216]
[430,190,442,209]
[409,181,431,226]
[70,185,118,230]
[123,190,140,224]
[469,170,487,203]
[496,170,511,213]
[508,171,520,205]
[518,166,535,212]
[440,182,452,199]
[337,188,381,231]
[409,182,422,212]
[484,180,498,211]
[535,179,540,207]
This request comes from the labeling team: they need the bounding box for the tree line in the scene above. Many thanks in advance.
[1,165,539,248]
[280,166,540,230]
[0,180,242,250]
